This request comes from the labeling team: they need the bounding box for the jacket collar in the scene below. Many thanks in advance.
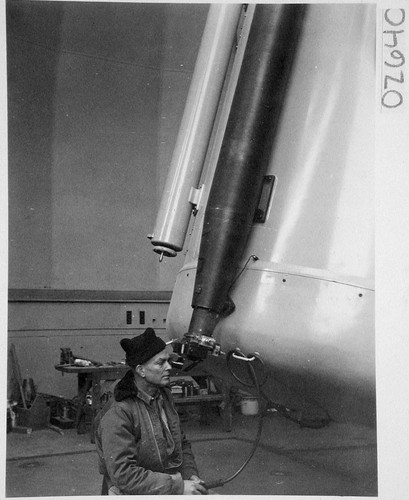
[114,369,138,401]
[114,369,161,404]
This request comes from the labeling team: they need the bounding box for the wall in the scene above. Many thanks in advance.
[8,290,171,398]
[6,2,208,398]
[7,1,208,291]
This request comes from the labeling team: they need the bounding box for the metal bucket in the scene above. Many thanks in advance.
[240,396,259,416]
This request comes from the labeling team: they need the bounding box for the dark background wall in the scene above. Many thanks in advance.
[7,0,208,291]
[6,1,208,398]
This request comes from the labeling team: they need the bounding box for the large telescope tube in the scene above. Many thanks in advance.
[188,4,307,341]
[149,4,243,260]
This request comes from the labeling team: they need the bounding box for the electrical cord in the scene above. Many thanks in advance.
[227,349,330,428]
[201,349,264,490]
[226,349,269,387]
[228,255,259,293]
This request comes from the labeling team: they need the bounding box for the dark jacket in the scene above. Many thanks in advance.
[95,370,198,495]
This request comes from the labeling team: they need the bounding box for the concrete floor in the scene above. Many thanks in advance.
[6,408,377,497]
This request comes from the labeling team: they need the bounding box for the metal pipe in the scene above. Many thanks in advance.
[189,4,307,337]
[149,4,243,259]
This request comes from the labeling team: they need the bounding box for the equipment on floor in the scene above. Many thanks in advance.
[9,343,28,409]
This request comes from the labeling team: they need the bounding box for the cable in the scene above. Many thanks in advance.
[201,349,264,490]
[228,350,330,428]
[227,254,259,293]
[226,349,268,387]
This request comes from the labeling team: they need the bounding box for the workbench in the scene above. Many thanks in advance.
[173,391,232,432]
[55,363,232,442]
[55,363,129,442]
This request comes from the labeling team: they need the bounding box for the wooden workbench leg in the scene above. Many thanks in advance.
[199,401,209,426]
[220,383,232,432]
[76,373,92,435]
[90,373,102,443]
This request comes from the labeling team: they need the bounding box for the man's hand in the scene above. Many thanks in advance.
[183,476,207,495]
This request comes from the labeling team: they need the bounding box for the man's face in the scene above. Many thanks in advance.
[141,349,172,388]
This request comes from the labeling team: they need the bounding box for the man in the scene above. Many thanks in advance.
[95,328,207,495]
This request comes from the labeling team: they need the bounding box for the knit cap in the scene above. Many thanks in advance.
[120,328,166,367]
